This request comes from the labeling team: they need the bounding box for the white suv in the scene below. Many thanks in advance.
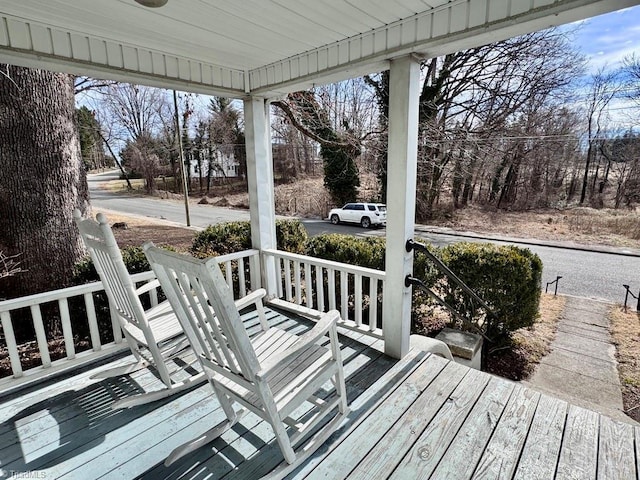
[328,203,387,228]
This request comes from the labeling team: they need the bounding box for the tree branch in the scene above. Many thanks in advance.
[272,100,351,148]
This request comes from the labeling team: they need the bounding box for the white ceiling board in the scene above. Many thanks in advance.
[0,0,637,98]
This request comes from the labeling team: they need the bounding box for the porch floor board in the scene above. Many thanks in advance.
[0,308,637,480]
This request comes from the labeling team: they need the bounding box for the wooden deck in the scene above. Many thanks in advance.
[1,308,638,480]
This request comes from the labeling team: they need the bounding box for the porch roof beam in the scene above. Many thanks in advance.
[0,1,636,98]
[250,0,637,96]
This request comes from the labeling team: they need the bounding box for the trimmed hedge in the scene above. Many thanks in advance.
[438,242,542,345]
[191,221,252,258]
[305,235,542,346]
[72,246,151,284]
[191,219,308,258]
[275,219,308,255]
[305,234,385,270]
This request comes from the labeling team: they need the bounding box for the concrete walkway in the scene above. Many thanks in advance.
[523,296,635,424]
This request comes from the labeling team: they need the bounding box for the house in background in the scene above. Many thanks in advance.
[187,145,240,180]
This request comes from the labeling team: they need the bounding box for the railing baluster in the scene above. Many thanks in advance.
[328,268,336,311]
[316,266,325,312]
[84,293,102,351]
[1,311,22,378]
[58,298,76,359]
[284,259,292,301]
[29,305,52,368]
[304,262,312,308]
[238,258,247,298]
[149,284,158,307]
[369,278,378,331]
[249,253,261,291]
[355,274,362,327]
[108,299,123,344]
[341,271,348,321]
[276,257,284,299]
[225,261,233,291]
[294,261,302,304]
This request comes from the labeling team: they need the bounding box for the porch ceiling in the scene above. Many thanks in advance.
[0,0,637,97]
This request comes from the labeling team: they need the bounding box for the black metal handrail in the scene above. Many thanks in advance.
[545,276,562,295]
[406,239,497,319]
[405,275,488,341]
[623,284,640,312]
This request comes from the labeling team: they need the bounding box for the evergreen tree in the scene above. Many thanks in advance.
[76,106,107,170]
[277,92,360,206]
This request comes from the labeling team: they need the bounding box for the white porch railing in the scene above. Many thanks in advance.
[0,271,155,394]
[0,248,384,394]
[0,249,261,395]
[262,249,385,340]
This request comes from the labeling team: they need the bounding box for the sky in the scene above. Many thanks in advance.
[567,6,640,130]
[572,6,640,71]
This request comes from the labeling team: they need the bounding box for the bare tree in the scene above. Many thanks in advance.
[273,91,361,206]
[366,28,584,217]
[101,83,168,139]
[580,68,621,204]
[0,252,23,279]
[99,83,171,187]
[206,98,245,190]
[623,54,640,103]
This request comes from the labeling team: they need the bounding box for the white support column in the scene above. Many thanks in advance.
[383,55,420,359]
[244,97,278,296]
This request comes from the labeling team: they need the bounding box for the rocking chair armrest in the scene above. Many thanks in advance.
[234,288,267,311]
[135,278,161,296]
[256,310,340,379]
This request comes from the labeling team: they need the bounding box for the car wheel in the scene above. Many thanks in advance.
[330,214,340,225]
[360,217,371,228]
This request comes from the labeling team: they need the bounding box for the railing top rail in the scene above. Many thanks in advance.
[262,248,386,280]
[0,270,156,312]
[215,249,260,263]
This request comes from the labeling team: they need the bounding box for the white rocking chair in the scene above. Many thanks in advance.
[73,210,208,409]
[143,243,349,475]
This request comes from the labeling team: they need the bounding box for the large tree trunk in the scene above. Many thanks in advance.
[0,65,90,300]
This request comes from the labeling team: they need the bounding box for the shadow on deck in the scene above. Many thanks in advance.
[1,308,638,479]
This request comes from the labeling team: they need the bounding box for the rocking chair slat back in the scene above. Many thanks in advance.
[144,246,260,381]
[74,212,147,332]
[144,242,349,472]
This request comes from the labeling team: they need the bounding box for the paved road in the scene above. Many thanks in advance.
[89,171,640,305]
[88,170,250,226]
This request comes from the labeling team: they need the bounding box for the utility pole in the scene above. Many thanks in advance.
[173,89,191,226]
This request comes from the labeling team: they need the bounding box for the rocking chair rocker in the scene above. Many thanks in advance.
[143,243,349,475]
[73,210,208,409]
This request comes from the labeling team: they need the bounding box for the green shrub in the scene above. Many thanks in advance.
[190,219,308,258]
[305,234,385,269]
[438,242,542,346]
[191,221,252,258]
[276,219,308,254]
[72,246,151,284]
[304,235,542,349]
[70,246,163,345]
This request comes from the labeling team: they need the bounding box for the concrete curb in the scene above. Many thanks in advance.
[414,225,640,258]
